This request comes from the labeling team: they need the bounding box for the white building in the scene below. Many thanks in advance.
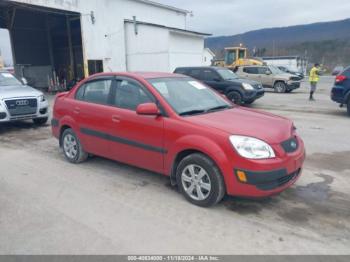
[0,0,209,87]
[202,48,215,66]
[262,56,308,74]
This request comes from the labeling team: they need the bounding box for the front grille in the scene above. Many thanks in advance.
[256,169,301,191]
[290,77,302,81]
[5,98,38,116]
[281,137,299,153]
[254,84,264,89]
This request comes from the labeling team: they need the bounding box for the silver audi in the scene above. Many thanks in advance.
[0,70,49,124]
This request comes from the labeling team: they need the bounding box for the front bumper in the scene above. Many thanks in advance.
[242,89,265,102]
[234,168,301,191]
[0,98,49,122]
[224,136,305,198]
[286,81,301,90]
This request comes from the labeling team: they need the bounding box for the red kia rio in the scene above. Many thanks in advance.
[52,72,305,207]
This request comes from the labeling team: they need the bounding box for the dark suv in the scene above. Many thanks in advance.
[331,66,350,116]
[174,67,265,105]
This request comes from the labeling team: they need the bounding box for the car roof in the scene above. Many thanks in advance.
[175,66,223,70]
[88,72,187,80]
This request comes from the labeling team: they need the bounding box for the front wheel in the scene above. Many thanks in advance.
[33,117,48,125]
[274,82,287,93]
[61,128,88,163]
[227,91,243,105]
[176,153,225,207]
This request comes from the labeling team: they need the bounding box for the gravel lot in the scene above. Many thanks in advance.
[0,76,349,255]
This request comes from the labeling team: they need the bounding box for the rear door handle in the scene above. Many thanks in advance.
[112,115,121,123]
[73,107,80,114]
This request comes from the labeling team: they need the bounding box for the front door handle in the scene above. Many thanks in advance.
[112,115,121,123]
[73,107,80,114]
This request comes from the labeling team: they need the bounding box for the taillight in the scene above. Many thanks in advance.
[336,75,347,83]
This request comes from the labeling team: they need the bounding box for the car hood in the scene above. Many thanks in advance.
[275,73,294,79]
[0,85,42,99]
[185,107,293,144]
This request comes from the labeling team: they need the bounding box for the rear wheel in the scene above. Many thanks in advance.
[33,117,48,125]
[227,91,243,105]
[274,82,287,93]
[176,153,225,207]
[61,128,88,163]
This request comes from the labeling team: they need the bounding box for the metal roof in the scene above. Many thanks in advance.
[124,19,211,36]
[132,0,190,14]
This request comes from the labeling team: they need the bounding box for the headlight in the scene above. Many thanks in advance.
[242,83,254,90]
[229,135,276,159]
[39,95,46,102]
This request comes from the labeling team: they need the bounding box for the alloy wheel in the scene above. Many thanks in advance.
[63,134,78,159]
[181,164,212,201]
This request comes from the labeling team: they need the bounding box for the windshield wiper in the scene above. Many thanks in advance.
[179,109,206,116]
[206,105,232,113]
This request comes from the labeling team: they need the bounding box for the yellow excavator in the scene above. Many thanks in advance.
[213,45,265,71]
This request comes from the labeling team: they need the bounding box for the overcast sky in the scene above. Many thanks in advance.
[157,0,350,36]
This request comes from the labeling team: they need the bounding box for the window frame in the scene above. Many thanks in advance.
[74,76,116,106]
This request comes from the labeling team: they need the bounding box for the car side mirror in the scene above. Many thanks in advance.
[265,71,272,75]
[21,77,28,85]
[136,103,160,116]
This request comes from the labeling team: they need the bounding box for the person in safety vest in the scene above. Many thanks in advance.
[309,63,321,101]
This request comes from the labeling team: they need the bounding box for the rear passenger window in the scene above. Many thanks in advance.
[243,67,258,74]
[76,79,113,105]
[188,69,201,79]
[202,70,220,81]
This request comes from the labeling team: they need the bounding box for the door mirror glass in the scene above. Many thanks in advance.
[136,103,160,116]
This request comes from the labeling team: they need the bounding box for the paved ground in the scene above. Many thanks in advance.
[0,77,349,255]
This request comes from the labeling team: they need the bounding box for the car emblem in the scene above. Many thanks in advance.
[16,100,29,106]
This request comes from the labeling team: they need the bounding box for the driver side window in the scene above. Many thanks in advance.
[114,79,154,111]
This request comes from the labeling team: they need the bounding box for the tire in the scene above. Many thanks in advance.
[274,82,287,93]
[347,99,350,117]
[33,117,48,125]
[176,153,225,207]
[61,128,88,164]
[227,91,243,105]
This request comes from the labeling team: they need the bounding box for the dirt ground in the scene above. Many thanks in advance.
[0,76,349,255]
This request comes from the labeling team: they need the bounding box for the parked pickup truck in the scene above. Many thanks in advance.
[236,65,302,93]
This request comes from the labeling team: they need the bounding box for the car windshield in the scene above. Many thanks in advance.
[269,66,285,74]
[217,69,239,80]
[0,72,22,86]
[149,77,232,116]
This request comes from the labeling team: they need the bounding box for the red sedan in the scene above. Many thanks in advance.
[52,72,305,207]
